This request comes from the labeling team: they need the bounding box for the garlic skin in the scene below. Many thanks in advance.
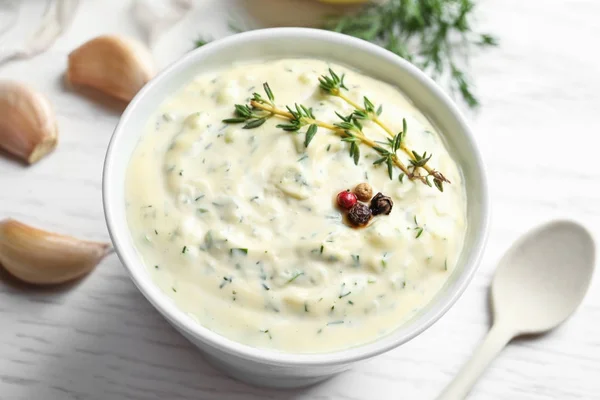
[0,219,111,285]
[67,35,156,103]
[0,81,58,164]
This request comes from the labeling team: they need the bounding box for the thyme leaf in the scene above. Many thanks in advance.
[414,216,425,238]
[305,124,318,147]
[243,117,266,129]
[263,82,275,102]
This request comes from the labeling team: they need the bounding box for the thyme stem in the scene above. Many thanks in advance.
[335,92,389,139]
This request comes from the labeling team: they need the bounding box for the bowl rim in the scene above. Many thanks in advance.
[103,27,490,367]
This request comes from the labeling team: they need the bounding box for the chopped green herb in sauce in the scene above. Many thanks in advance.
[287,271,304,284]
[230,248,249,256]
[220,276,233,289]
[260,329,272,339]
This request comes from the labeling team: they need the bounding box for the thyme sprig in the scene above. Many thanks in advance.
[320,69,450,190]
[223,79,446,190]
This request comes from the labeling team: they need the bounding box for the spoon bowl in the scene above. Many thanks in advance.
[492,220,595,335]
[438,220,596,400]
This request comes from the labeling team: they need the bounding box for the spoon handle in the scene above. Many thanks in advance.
[436,323,514,400]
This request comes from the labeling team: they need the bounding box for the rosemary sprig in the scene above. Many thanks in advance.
[322,0,497,108]
[320,69,449,190]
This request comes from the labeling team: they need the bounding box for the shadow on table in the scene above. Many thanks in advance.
[1,261,338,400]
[59,72,129,116]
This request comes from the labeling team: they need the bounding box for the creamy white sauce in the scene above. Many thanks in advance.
[125,59,466,353]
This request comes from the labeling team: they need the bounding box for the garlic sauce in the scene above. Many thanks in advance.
[125,59,467,353]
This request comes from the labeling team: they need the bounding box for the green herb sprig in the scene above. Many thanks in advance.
[320,69,449,190]
[223,74,448,190]
[226,85,416,180]
[322,0,497,108]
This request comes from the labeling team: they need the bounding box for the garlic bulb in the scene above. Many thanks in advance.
[67,35,156,103]
[0,219,111,285]
[0,81,58,164]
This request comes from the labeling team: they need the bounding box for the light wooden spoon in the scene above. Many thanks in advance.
[437,220,595,400]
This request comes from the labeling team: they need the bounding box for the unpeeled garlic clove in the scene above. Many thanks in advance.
[0,81,58,164]
[0,219,111,285]
[67,35,156,103]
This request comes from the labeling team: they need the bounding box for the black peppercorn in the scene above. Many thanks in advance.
[347,202,372,226]
[370,192,393,215]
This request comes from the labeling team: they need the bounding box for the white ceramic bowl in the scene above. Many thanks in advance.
[103,28,490,389]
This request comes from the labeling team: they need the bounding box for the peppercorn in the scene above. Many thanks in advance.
[370,192,393,215]
[337,190,357,210]
[353,182,373,202]
[348,203,372,226]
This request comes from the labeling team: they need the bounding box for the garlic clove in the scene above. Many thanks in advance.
[67,35,156,103]
[0,219,111,285]
[0,81,58,164]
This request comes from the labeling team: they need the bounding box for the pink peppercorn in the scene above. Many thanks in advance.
[337,190,357,210]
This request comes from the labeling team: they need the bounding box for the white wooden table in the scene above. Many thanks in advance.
[1,1,599,399]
